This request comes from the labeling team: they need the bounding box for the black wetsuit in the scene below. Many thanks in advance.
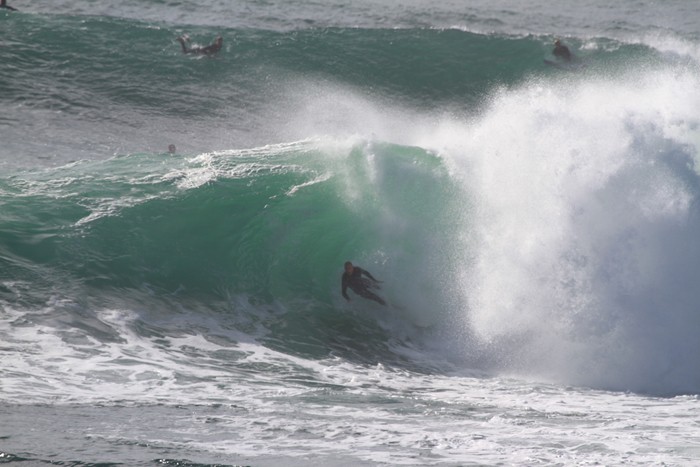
[553,44,572,61]
[341,267,386,306]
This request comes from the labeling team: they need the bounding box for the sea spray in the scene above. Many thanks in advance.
[444,68,700,394]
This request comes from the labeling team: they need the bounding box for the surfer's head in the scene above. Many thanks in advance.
[344,261,354,273]
[554,39,561,46]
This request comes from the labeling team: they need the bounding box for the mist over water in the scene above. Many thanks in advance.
[429,68,700,395]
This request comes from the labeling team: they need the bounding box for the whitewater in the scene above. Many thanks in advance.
[2,0,700,465]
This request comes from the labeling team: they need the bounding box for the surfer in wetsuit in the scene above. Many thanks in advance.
[177,34,223,56]
[341,261,387,306]
[553,39,572,62]
[0,0,17,11]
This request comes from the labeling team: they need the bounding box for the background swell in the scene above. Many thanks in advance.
[1,12,663,167]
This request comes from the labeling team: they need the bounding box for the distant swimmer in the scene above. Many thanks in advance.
[0,0,18,11]
[341,261,387,306]
[553,39,572,62]
[177,34,223,56]
[168,144,176,154]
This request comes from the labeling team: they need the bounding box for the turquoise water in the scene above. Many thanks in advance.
[2,1,700,465]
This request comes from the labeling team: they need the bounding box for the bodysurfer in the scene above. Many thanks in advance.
[177,34,223,56]
[552,39,572,62]
[341,261,387,306]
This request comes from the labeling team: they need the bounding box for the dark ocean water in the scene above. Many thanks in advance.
[1,5,670,168]
[2,1,700,465]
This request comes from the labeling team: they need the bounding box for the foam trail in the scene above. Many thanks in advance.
[437,68,700,395]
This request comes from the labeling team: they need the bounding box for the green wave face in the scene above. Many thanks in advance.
[0,141,466,360]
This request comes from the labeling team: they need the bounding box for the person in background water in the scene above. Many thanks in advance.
[553,39,572,62]
[341,261,387,306]
[176,34,223,56]
[0,0,17,11]
[168,144,176,154]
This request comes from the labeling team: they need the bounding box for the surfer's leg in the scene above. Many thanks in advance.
[358,289,387,306]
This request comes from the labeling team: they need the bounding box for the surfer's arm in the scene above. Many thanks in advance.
[360,268,381,283]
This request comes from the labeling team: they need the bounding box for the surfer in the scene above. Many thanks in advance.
[0,0,17,11]
[552,39,572,62]
[341,261,387,306]
[176,34,223,56]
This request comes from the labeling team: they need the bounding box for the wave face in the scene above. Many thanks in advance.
[2,4,700,398]
[0,141,465,370]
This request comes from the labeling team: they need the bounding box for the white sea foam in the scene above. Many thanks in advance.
[5,295,697,465]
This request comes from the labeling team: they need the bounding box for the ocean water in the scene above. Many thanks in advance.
[1,0,700,465]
